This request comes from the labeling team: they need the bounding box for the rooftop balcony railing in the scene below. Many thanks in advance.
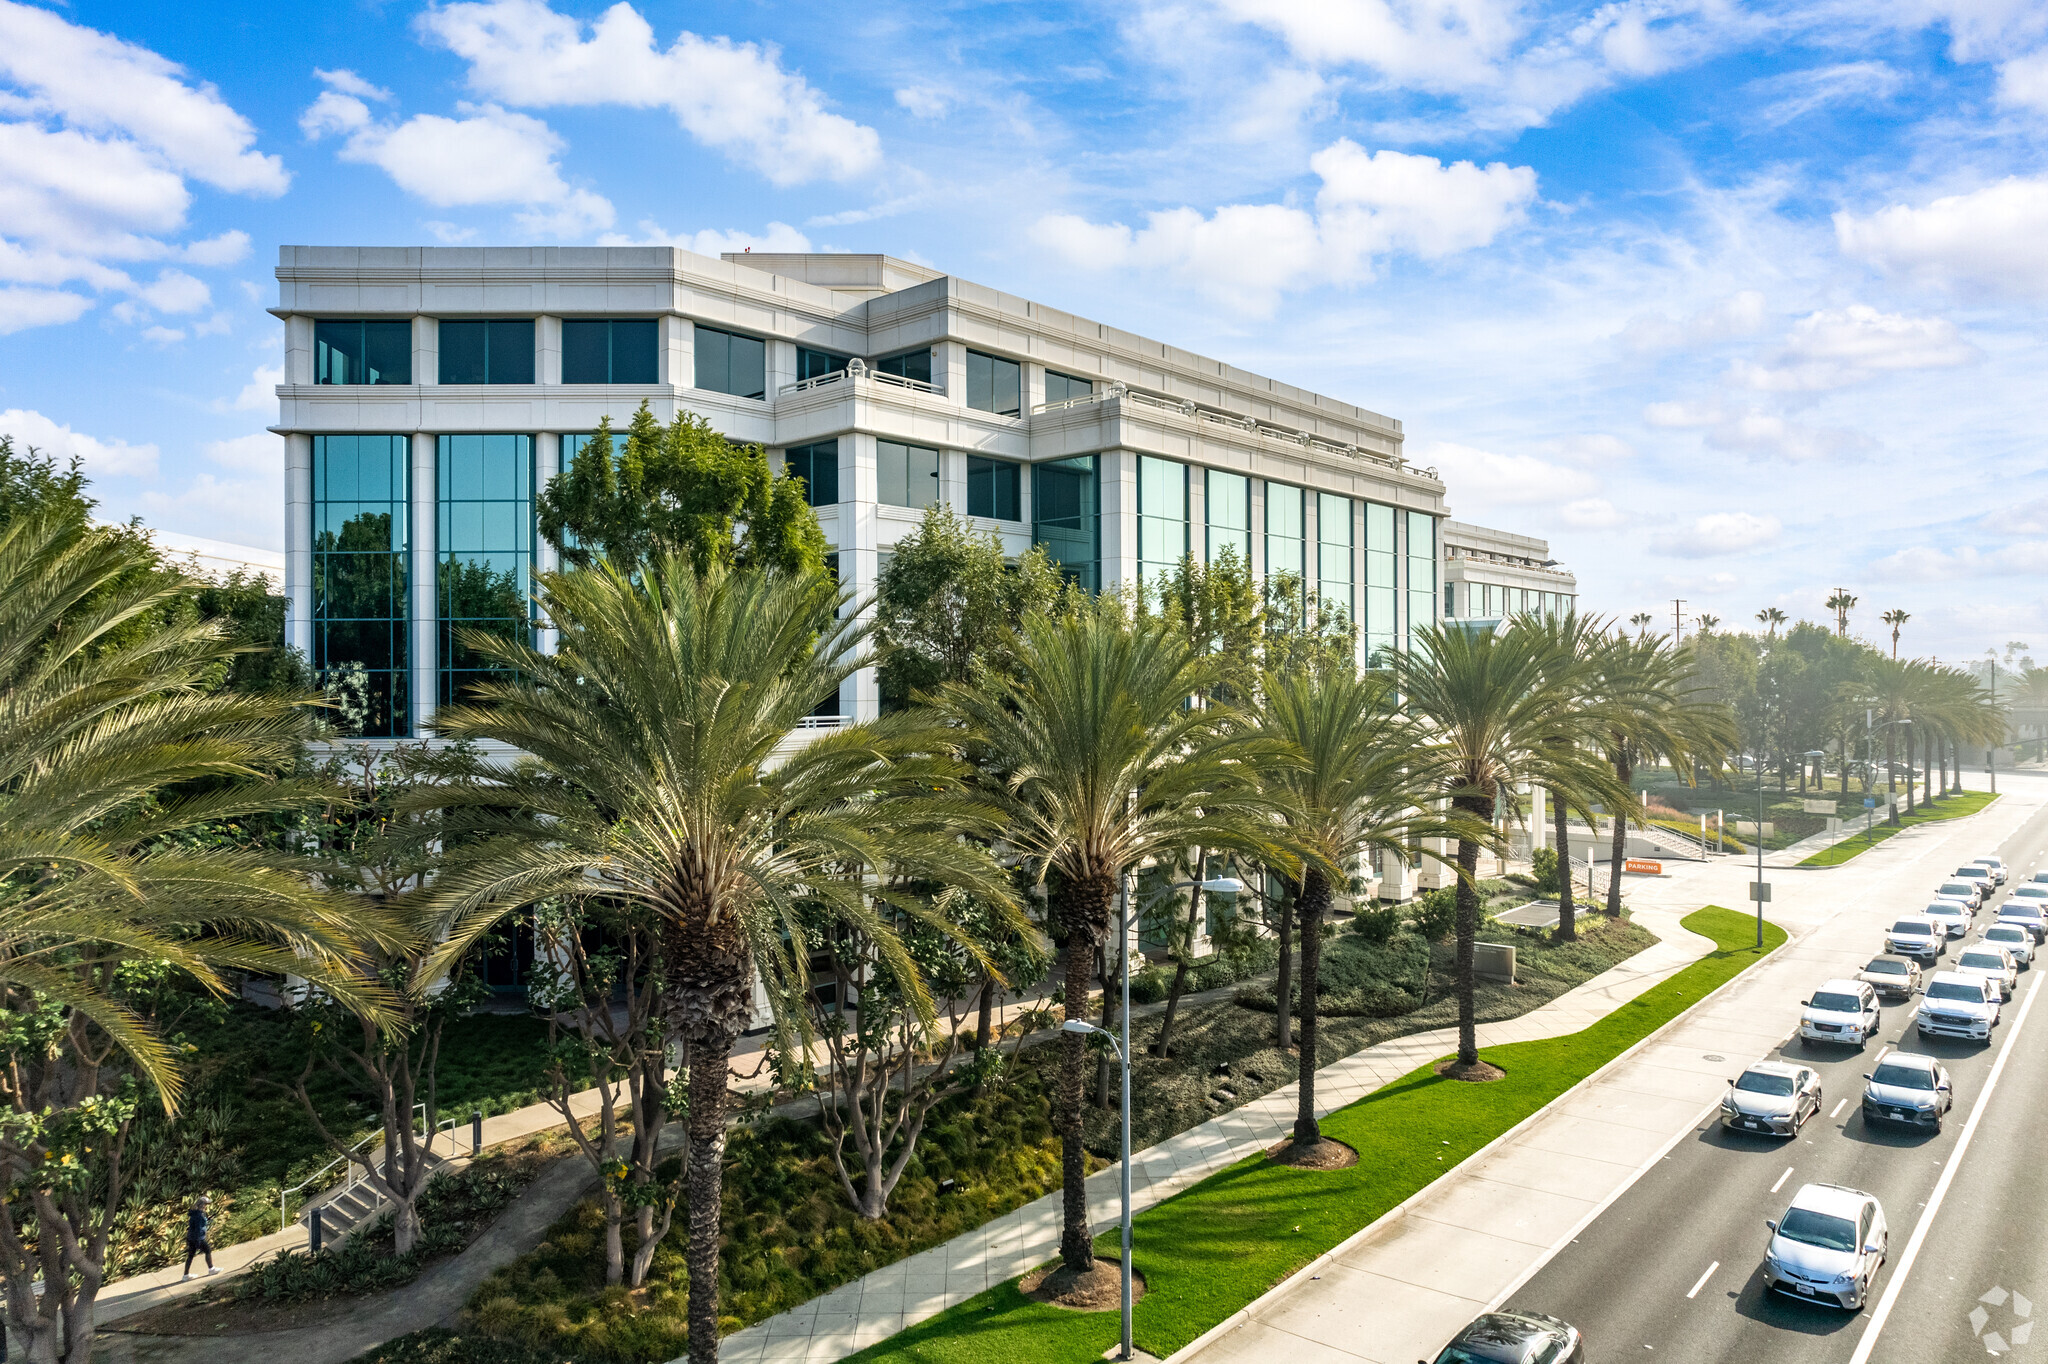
[780,358,942,398]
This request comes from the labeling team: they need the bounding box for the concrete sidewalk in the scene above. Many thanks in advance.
[1176,773,2041,1364]
[710,905,1721,1364]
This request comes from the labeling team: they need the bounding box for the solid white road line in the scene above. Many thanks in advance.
[1831,1098,1849,1119]
[1847,962,2046,1364]
[1686,1261,1719,1300]
[1771,1166,1794,1193]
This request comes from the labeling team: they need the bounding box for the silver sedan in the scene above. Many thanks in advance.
[1722,1061,1822,1137]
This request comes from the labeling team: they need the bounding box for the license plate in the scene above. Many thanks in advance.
[1745,1119,1764,1129]
[1796,1285,1815,1296]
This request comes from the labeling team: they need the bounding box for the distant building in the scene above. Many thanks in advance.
[144,528,284,585]
[1439,520,1576,627]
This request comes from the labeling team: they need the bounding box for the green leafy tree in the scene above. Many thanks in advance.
[875,505,1063,708]
[935,604,1277,1278]
[0,514,378,1364]
[411,559,1012,1364]
[537,405,827,575]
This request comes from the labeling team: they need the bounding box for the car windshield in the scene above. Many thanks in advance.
[1871,1063,1936,1090]
[1737,1071,1797,1095]
[1940,886,1973,896]
[1928,981,1986,1002]
[2013,889,2048,899]
[1988,929,2027,944]
[1959,953,2004,970]
[1927,905,1961,916]
[1864,960,1907,975]
[1893,921,1931,934]
[1958,868,1987,877]
[1810,992,1862,1012]
[1779,1207,1859,1252]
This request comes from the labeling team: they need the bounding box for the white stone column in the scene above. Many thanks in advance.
[536,316,562,384]
[1353,499,1368,672]
[1248,478,1266,578]
[937,341,966,400]
[1023,362,1046,413]
[285,315,315,385]
[533,432,561,655]
[940,446,967,513]
[767,339,796,398]
[1098,450,1137,593]
[845,432,879,720]
[665,316,695,389]
[409,431,437,737]
[285,433,314,659]
[1530,783,1548,853]
[415,316,438,387]
[1186,465,1206,564]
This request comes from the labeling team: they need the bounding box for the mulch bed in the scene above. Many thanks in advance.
[1264,1136,1359,1169]
[1019,1256,1146,1311]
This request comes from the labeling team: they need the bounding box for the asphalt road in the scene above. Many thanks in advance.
[1504,793,2048,1363]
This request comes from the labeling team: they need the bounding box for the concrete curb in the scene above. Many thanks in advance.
[1776,792,2003,871]
[1159,910,1788,1364]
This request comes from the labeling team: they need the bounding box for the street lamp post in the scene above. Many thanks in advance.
[1753,750,1825,948]
[1067,873,1241,1362]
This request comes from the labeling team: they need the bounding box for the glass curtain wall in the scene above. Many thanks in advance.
[876,440,940,508]
[1317,492,1354,625]
[1364,502,1396,664]
[437,434,534,706]
[876,349,933,384]
[967,455,1021,520]
[1138,456,1188,601]
[1206,469,1250,569]
[561,319,657,383]
[1406,511,1436,651]
[1044,370,1094,404]
[694,326,767,398]
[438,320,534,384]
[797,347,850,382]
[966,351,1022,415]
[312,435,409,736]
[1032,456,1098,589]
[783,440,840,507]
[1265,482,1305,600]
[315,320,411,385]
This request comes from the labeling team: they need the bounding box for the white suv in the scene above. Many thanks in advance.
[1800,979,1881,1048]
[1919,971,1999,1041]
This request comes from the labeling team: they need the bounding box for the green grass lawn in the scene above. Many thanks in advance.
[845,906,1786,1364]
[1799,790,2001,867]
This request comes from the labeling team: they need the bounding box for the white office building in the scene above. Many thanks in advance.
[1439,519,1576,628]
[271,246,1450,736]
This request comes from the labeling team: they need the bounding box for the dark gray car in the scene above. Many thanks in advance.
[1428,1309,1584,1363]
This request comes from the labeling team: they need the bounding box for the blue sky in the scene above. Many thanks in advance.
[3,0,2046,660]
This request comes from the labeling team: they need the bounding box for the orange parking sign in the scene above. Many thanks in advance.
[1624,858,1663,875]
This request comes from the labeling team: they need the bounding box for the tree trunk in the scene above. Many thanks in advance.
[974,972,996,1053]
[1293,869,1332,1146]
[1152,872,1206,1058]
[1096,944,1117,1111]
[605,1190,626,1287]
[1274,885,1293,1052]
[1550,786,1575,941]
[1055,872,1114,1274]
[1453,793,1491,1067]
[391,1197,422,1257]
[1885,730,1899,825]
[1605,756,1630,916]
[1905,739,1917,815]
[683,1031,735,1364]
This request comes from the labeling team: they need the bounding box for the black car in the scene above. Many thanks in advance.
[1426,1309,1585,1363]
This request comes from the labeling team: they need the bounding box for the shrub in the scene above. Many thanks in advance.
[1237,933,1428,1018]
[1128,966,1170,1005]
[1349,902,1403,944]
[1412,888,1458,942]
[1530,847,1560,895]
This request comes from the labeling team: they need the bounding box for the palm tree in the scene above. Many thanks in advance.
[417,558,1015,1364]
[1864,656,1916,822]
[1391,623,1626,1074]
[1826,591,1859,638]
[1698,614,1721,633]
[1586,630,1736,915]
[1518,610,1610,941]
[1882,609,1909,659]
[1256,665,1452,1150]
[0,513,378,1364]
[1629,611,1653,637]
[1757,607,1787,637]
[938,603,1274,1277]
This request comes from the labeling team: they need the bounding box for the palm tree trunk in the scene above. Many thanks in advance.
[1293,868,1332,1145]
[1453,792,1491,1067]
[1095,944,1117,1111]
[1055,872,1114,1273]
[1905,739,1917,815]
[1885,730,1899,824]
[683,1031,734,1364]
[1605,754,1631,916]
[974,972,996,1054]
[1550,787,1575,941]
[1274,884,1293,1052]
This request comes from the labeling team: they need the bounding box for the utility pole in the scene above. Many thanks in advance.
[1672,598,1686,642]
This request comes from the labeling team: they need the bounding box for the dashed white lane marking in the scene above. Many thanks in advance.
[1772,1166,1794,1193]
[1687,1261,1720,1299]
[1832,1098,1850,1118]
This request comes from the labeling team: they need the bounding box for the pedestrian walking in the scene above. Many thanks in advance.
[181,1194,220,1280]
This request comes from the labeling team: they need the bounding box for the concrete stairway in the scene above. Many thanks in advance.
[301,1147,455,1242]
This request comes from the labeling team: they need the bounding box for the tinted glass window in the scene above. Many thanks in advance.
[315,320,413,385]
[798,347,849,382]
[312,434,409,736]
[966,350,1021,416]
[1319,492,1353,626]
[695,326,767,398]
[875,349,932,385]
[1959,953,2005,970]
[439,321,487,384]
[1735,1072,1796,1095]
[562,319,658,384]
[1870,1063,1935,1090]
[1809,992,1862,1012]
[1207,469,1249,567]
[1928,980,1985,1001]
[1863,959,1907,975]
[1987,927,2028,942]
[967,455,1021,520]
[876,440,939,507]
[1137,456,1186,599]
[1045,369,1093,404]
[438,319,534,384]
[1033,456,1098,590]
[1778,1208,1857,1252]
[437,434,533,706]
[784,441,839,507]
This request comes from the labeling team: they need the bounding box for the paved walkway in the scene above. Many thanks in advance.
[1175,772,2041,1364]
[709,904,1721,1364]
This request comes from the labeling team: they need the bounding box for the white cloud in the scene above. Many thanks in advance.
[1664,511,1781,558]
[139,325,185,345]
[0,1,284,332]
[1031,141,1537,312]
[1835,176,2048,299]
[222,362,283,413]
[1728,305,1979,391]
[598,220,813,255]
[1616,289,1767,353]
[418,0,881,186]
[1421,440,1596,504]
[0,408,158,478]
[1644,400,1872,462]
[134,268,210,315]
[894,86,951,119]
[1546,433,1635,463]
[1560,498,1621,528]
[203,431,277,473]
[312,68,391,102]
[1744,62,1904,127]
[0,286,91,333]
[1999,49,2048,111]
[139,472,280,550]
[1872,542,2048,581]
[302,79,614,237]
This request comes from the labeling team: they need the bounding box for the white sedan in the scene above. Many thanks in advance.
[1983,922,2036,966]
[1954,945,2019,1001]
